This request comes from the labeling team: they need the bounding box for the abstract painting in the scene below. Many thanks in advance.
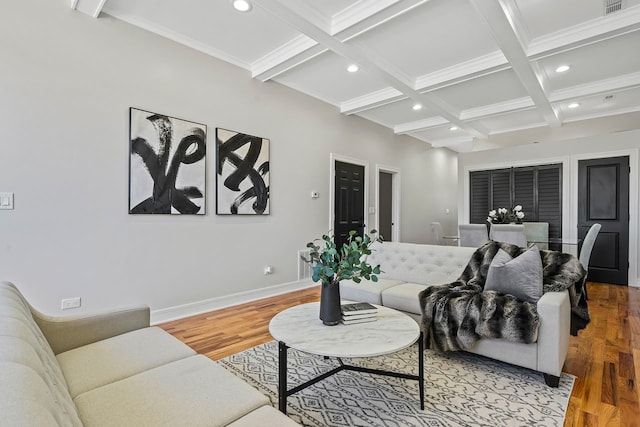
[216,128,270,215]
[129,108,206,214]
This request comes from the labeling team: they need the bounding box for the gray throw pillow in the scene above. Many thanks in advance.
[484,246,543,303]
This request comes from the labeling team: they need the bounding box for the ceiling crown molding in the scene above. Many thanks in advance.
[70,0,106,18]
[394,117,449,134]
[341,87,405,114]
[549,72,640,103]
[527,5,640,59]
[469,0,561,128]
[104,11,251,70]
[415,50,508,91]
[461,97,535,121]
[251,35,321,80]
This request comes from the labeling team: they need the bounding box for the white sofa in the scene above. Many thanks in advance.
[0,281,299,426]
[340,242,571,386]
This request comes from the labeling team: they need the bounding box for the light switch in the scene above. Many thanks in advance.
[0,193,13,210]
[310,191,319,199]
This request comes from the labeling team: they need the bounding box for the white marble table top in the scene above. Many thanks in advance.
[269,301,420,358]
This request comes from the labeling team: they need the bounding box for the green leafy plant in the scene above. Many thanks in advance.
[303,230,382,286]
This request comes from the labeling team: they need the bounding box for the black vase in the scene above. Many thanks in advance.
[319,281,341,326]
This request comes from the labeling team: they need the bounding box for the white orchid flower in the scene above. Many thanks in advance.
[489,210,496,217]
[498,208,507,214]
[514,205,522,211]
[516,211,525,219]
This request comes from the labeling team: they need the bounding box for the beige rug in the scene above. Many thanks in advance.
[220,341,574,426]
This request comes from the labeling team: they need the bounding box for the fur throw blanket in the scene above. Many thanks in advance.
[419,241,589,352]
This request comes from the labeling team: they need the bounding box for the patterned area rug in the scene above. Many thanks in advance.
[220,341,574,427]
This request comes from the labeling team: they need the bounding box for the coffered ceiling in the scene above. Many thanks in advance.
[71,0,640,152]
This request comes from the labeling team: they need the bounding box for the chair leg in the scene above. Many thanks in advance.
[543,373,560,387]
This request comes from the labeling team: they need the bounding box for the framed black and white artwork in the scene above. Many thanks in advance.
[216,128,270,215]
[129,108,207,214]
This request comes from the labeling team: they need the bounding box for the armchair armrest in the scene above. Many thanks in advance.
[535,290,571,376]
[30,304,150,355]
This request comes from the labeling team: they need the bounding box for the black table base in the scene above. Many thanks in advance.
[277,332,424,414]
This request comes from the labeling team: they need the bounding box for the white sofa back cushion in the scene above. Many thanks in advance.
[367,242,475,285]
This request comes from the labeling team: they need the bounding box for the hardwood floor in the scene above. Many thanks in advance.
[159,282,640,427]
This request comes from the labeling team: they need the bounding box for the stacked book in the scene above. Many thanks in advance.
[340,302,378,325]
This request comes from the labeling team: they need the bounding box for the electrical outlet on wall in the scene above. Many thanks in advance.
[61,297,81,310]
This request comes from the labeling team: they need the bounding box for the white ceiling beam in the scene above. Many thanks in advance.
[341,7,640,113]
[469,0,561,128]
[70,0,106,18]
[341,88,406,115]
[392,70,640,135]
[251,36,324,81]
[528,5,640,60]
[549,72,640,104]
[254,0,488,139]
[252,0,427,81]
[460,97,535,121]
[395,117,449,135]
[428,136,474,148]
[331,0,428,38]
[415,51,509,91]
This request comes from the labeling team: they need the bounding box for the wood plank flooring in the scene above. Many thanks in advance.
[159,282,640,427]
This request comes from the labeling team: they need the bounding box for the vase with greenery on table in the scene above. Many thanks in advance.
[302,230,382,325]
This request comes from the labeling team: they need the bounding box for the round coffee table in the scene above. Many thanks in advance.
[269,302,424,414]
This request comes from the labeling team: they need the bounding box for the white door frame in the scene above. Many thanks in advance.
[375,164,401,242]
[329,153,370,234]
[570,149,638,287]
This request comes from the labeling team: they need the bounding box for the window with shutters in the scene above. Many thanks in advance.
[469,164,562,239]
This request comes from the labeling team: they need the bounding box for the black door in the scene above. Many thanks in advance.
[334,161,365,249]
[578,156,629,285]
[379,171,393,242]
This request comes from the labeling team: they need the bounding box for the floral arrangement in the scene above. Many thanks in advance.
[487,205,525,224]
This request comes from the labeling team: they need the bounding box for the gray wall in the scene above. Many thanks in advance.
[458,130,640,286]
[0,0,458,319]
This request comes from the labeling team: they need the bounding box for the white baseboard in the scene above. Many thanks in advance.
[150,279,317,325]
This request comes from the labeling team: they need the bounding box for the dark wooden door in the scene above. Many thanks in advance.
[578,156,629,285]
[334,161,365,249]
[379,171,393,242]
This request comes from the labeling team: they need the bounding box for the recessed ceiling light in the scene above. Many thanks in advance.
[555,65,571,73]
[412,103,422,111]
[347,64,359,73]
[231,0,252,12]
[568,102,580,109]
[449,126,458,131]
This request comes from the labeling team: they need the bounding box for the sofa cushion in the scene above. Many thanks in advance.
[381,283,426,315]
[57,326,195,398]
[340,278,405,305]
[484,246,543,303]
[227,405,300,426]
[74,355,270,427]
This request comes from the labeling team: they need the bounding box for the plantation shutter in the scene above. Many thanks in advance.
[513,168,535,218]
[491,169,511,210]
[468,164,562,237]
[469,171,489,224]
[537,165,562,239]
